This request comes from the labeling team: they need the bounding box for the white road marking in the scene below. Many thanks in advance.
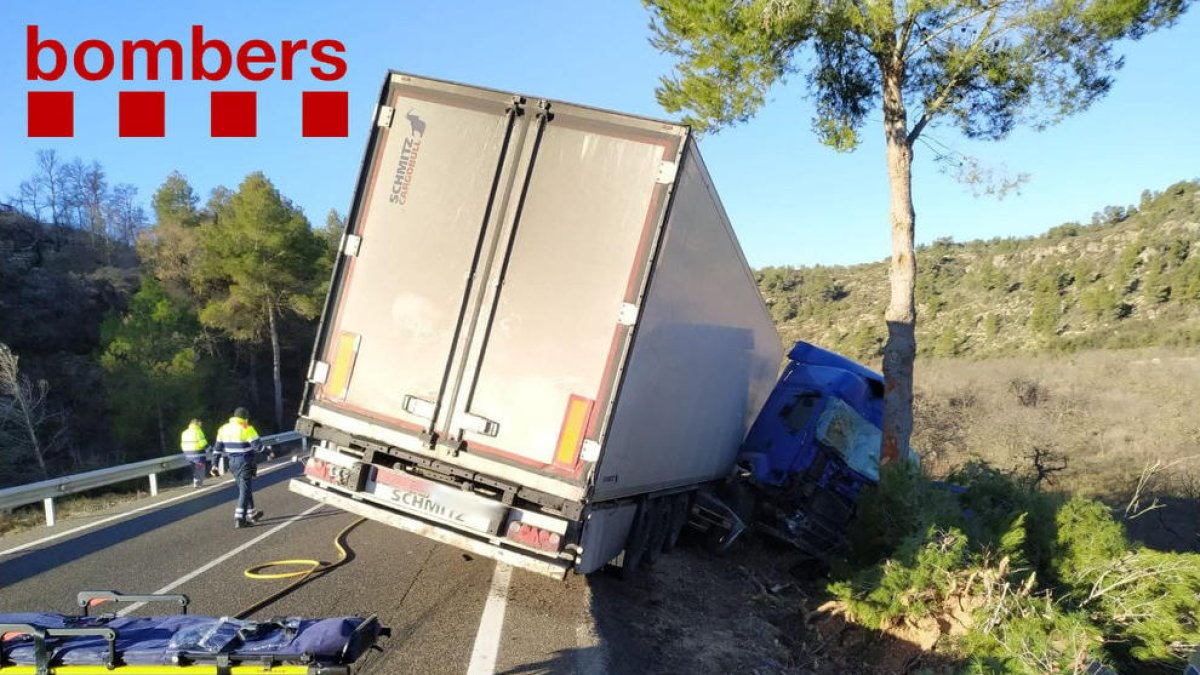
[116,502,325,616]
[467,562,514,675]
[0,461,295,558]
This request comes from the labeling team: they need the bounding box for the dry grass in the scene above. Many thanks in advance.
[0,474,191,537]
[913,347,1200,507]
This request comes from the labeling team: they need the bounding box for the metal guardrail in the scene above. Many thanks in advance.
[0,431,305,526]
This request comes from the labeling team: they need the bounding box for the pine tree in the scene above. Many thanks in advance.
[195,173,326,431]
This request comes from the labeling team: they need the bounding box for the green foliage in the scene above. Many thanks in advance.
[848,462,963,565]
[194,172,328,428]
[647,0,1187,146]
[934,326,964,357]
[948,463,1061,572]
[1080,283,1123,320]
[1050,498,1129,588]
[151,171,201,227]
[1028,272,1062,336]
[1048,499,1200,664]
[833,463,1200,671]
[196,172,325,339]
[983,313,1000,337]
[961,608,1103,674]
[756,179,1200,356]
[99,277,209,455]
[832,526,973,629]
[1116,237,1146,284]
[845,322,883,360]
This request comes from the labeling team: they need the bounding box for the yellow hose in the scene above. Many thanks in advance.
[243,559,326,580]
[235,517,366,618]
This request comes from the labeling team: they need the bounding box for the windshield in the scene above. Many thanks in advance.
[813,398,883,481]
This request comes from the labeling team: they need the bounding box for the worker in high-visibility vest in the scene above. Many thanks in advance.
[180,419,209,488]
[212,407,264,529]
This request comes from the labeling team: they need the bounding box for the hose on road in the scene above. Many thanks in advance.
[234,516,366,620]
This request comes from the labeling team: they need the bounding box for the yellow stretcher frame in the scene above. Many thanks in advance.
[0,666,314,674]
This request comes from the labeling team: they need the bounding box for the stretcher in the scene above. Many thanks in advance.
[0,592,384,675]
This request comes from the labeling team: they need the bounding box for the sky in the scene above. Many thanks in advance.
[1,0,1198,268]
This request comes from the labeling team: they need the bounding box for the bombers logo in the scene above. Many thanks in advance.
[390,110,425,205]
[24,25,349,138]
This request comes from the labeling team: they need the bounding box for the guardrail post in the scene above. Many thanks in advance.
[149,473,159,497]
[43,497,56,526]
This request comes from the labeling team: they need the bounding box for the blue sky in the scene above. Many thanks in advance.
[1,0,1197,267]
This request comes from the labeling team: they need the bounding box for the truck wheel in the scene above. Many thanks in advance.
[618,500,652,580]
[662,493,690,553]
[643,498,671,566]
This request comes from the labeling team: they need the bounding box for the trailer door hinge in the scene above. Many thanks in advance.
[342,234,362,257]
[457,413,499,437]
[376,105,395,128]
[656,160,678,184]
[308,360,330,384]
[617,303,639,327]
[580,440,601,462]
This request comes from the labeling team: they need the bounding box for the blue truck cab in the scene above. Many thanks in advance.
[735,341,915,556]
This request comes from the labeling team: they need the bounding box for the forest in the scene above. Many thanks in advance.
[1,150,342,487]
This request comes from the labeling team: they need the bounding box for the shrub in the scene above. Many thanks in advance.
[831,462,1200,672]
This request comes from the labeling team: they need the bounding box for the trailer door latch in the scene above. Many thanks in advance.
[457,413,499,437]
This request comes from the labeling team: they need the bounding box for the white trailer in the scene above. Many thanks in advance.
[292,72,782,577]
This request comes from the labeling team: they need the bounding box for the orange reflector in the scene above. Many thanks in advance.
[324,332,361,401]
[554,395,593,468]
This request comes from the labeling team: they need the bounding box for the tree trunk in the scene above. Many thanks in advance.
[14,385,49,479]
[880,66,917,466]
[248,349,260,407]
[156,403,166,456]
[1,347,49,479]
[268,300,284,432]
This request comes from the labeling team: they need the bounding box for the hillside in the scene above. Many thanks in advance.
[758,180,1200,362]
[0,210,141,483]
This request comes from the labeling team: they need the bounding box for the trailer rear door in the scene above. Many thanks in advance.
[443,106,683,478]
[312,79,518,434]
[309,74,686,486]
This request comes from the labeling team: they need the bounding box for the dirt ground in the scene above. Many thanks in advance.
[587,534,960,675]
[587,493,1199,675]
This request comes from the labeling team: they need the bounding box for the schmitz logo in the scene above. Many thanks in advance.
[390,110,426,205]
[25,25,349,138]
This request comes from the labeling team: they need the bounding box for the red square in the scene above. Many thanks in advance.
[302,91,348,137]
[119,91,165,137]
[211,91,257,137]
[28,91,74,137]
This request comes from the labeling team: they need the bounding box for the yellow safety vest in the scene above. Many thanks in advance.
[180,424,207,453]
[215,417,260,455]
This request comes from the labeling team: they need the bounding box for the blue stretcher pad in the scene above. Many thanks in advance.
[0,610,381,674]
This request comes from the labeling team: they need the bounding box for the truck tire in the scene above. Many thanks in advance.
[643,498,671,566]
[618,500,652,580]
[662,492,690,553]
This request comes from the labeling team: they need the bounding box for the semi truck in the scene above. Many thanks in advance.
[290,72,783,578]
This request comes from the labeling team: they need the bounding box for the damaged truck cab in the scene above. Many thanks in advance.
[734,341,914,556]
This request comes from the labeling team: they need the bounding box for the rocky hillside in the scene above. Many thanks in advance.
[759,180,1200,361]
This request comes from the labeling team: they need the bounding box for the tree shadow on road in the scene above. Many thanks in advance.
[0,464,303,589]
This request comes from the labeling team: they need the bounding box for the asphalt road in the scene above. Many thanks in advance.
[0,461,609,674]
